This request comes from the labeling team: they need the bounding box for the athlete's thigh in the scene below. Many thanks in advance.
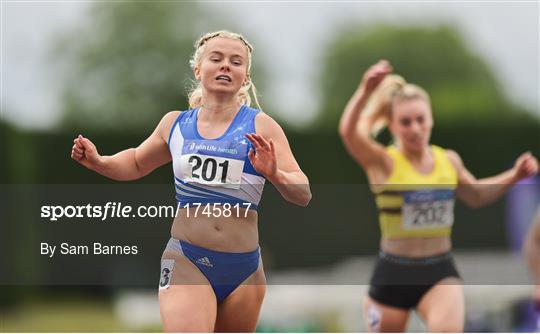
[364,295,410,332]
[214,263,266,332]
[416,277,464,332]
[159,250,217,332]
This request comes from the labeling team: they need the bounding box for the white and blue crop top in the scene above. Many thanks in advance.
[168,105,266,211]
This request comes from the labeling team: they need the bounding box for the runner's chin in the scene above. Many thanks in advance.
[93,243,138,255]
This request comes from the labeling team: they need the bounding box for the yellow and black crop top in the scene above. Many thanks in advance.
[372,145,458,239]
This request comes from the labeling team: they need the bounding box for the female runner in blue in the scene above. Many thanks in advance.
[339,60,538,332]
[71,30,311,332]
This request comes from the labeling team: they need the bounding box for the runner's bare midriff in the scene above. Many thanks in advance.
[381,236,452,258]
[171,207,259,253]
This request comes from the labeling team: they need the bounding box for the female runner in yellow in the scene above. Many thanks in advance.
[339,60,538,332]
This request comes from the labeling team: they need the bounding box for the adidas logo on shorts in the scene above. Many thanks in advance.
[196,256,213,267]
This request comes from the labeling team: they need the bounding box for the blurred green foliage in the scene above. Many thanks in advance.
[56,1,265,133]
[316,25,535,129]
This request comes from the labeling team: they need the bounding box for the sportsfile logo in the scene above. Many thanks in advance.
[40,202,181,221]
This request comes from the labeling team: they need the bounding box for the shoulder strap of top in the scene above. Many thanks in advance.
[386,145,409,169]
[168,110,187,147]
[239,105,260,134]
[431,145,450,166]
[431,145,458,176]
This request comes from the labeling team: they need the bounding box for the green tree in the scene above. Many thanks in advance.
[56,2,261,133]
[316,25,530,130]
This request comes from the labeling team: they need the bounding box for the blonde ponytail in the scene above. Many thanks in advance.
[360,74,430,137]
